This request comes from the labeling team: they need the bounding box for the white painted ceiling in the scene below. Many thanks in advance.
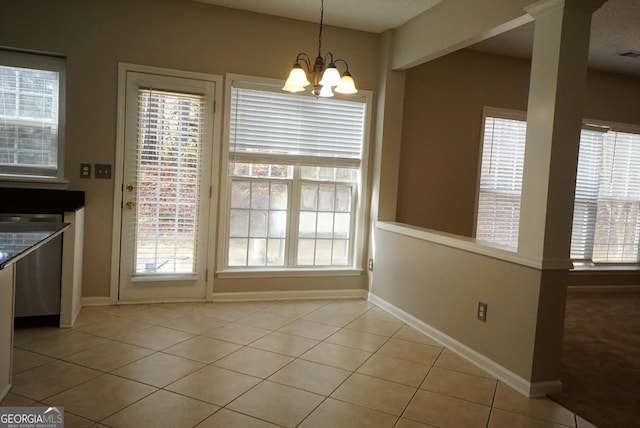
[193,0,442,33]
[471,0,640,78]
[193,0,640,77]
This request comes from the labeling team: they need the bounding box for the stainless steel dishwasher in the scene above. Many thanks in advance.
[0,213,63,326]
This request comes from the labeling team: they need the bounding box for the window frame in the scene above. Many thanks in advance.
[476,107,640,268]
[218,74,372,277]
[0,49,66,182]
[573,119,640,265]
[474,107,527,251]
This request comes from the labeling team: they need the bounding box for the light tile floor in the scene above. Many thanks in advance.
[1,299,599,428]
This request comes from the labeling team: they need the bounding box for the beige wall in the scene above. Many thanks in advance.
[0,0,379,297]
[397,49,531,235]
[397,48,640,236]
[371,227,544,381]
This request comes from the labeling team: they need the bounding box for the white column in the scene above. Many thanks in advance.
[518,0,606,383]
[518,0,606,267]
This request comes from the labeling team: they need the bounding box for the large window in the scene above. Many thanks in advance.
[477,109,640,265]
[572,126,640,263]
[476,110,526,249]
[222,77,370,270]
[0,50,65,179]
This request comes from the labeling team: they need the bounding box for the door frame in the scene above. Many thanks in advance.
[109,63,223,304]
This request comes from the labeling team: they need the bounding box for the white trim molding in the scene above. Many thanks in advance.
[368,292,562,398]
[80,289,368,307]
[212,289,368,302]
[216,269,364,279]
[377,221,572,270]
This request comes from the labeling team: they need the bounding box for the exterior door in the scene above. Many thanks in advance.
[118,70,216,301]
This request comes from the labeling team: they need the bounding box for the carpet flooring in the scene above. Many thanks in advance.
[550,290,640,428]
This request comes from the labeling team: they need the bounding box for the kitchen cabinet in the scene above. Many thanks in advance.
[0,188,85,328]
[0,222,69,401]
[61,207,84,327]
[0,264,14,400]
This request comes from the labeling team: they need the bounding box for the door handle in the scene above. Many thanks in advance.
[125,201,136,210]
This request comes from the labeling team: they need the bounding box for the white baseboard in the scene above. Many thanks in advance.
[368,293,562,398]
[212,288,368,302]
[80,289,367,307]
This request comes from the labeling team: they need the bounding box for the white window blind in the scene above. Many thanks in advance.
[478,109,640,264]
[225,80,368,270]
[0,62,61,177]
[476,115,527,249]
[570,128,604,259]
[592,130,640,262]
[134,88,205,274]
[229,85,365,166]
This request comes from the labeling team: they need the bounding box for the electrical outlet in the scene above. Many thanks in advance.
[368,258,374,271]
[80,163,91,179]
[477,302,488,322]
[95,163,112,179]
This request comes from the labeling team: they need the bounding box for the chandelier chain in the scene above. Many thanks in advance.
[317,0,324,58]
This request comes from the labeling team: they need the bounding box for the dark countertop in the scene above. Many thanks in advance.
[0,222,70,269]
[0,188,85,214]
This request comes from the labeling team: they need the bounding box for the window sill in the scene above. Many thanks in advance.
[217,268,364,279]
[571,263,640,272]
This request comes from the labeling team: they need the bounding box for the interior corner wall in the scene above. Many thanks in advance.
[397,48,640,237]
[0,0,379,297]
[396,49,531,236]
[371,227,542,382]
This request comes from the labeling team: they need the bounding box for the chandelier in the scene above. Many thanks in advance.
[282,0,358,97]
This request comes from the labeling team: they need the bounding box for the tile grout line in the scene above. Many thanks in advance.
[393,346,445,427]
[7,299,581,427]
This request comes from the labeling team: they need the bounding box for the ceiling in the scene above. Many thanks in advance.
[193,0,640,77]
[192,0,442,33]
[471,0,640,78]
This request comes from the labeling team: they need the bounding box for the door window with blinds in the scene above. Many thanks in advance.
[222,77,370,270]
[476,107,640,265]
[117,67,217,301]
[0,50,65,179]
[134,89,205,274]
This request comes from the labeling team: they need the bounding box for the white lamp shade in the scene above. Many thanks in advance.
[318,85,334,97]
[335,73,358,94]
[283,81,306,92]
[283,66,310,92]
[319,65,341,87]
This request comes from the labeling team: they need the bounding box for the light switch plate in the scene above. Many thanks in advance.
[477,302,488,322]
[80,163,91,179]
[95,163,112,179]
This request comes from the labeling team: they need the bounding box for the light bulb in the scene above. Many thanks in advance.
[335,72,358,94]
[319,64,341,87]
[319,85,334,97]
[283,65,310,92]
